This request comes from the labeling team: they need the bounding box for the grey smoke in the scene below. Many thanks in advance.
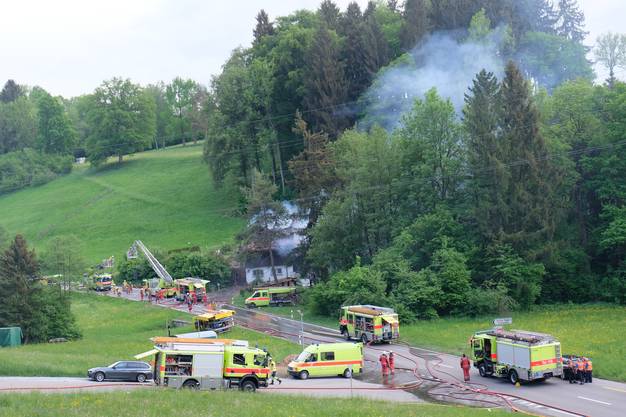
[360,30,506,130]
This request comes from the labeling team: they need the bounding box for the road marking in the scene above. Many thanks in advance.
[435,363,453,369]
[577,396,612,406]
[602,385,626,394]
[548,408,584,417]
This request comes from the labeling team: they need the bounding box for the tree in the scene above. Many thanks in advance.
[595,32,626,88]
[253,9,275,47]
[145,82,176,149]
[318,0,340,30]
[0,235,80,343]
[36,91,75,154]
[0,96,37,154]
[399,0,430,51]
[556,0,588,44]
[429,245,472,315]
[40,235,86,290]
[341,3,372,102]
[241,170,288,282]
[303,26,349,137]
[467,8,491,43]
[86,78,155,165]
[464,70,505,240]
[165,77,198,147]
[0,80,23,103]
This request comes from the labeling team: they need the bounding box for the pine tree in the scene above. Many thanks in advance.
[0,235,39,342]
[341,3,371,102]
[556,0,588,44]
[304,26,349,138]
[400,0,430,51]
[499,61,556,256]
[318,0,341,31]
[364,1,376,19]
[0,80,22,103]
[463,70,506,239]
[253,9,275,47]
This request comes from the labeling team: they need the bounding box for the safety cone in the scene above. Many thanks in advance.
[515,382,521,388]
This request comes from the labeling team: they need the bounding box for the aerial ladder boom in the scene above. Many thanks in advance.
[127,240,173,284]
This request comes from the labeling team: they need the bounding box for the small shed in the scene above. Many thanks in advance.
[0,327,22,347]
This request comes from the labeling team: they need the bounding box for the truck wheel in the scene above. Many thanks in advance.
[240,380,257,392]
[183,379,200,389]
[509,370,519,385]
[95,372,105,382]
[299,370,309,380]
[136,373,146,383]
[478,364,487,378]
[343,368,352,378]
[249,303,257,309]
[361,333,368,344]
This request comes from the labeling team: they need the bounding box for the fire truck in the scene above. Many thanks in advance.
[470,328,563,384]
[135,337,270,391]
[339,305,400,344]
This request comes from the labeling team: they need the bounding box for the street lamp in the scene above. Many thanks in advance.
[297,309,304,346]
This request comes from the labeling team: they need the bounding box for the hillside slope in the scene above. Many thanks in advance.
[0,145,244,263]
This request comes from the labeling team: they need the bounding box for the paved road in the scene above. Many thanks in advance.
[0,377,151,393]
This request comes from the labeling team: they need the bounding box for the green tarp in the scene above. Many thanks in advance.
[0,327,22,347]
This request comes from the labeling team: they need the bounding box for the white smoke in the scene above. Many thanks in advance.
[360,30,507,130]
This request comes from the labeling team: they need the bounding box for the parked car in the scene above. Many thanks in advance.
[88,361,153,383]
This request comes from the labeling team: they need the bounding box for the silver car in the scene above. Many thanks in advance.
[88,361,153,383]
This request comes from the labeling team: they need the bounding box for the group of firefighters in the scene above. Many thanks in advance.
[378,351,395,377]
[567,357,593,385]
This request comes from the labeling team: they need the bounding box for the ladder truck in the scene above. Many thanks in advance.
[127,240,178,298]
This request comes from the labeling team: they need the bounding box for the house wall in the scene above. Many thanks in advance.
[245,265,294,284]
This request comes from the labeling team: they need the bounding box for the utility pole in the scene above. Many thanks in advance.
[297,309,304,346]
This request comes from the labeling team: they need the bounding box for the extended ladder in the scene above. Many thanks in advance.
[127,240,173,284]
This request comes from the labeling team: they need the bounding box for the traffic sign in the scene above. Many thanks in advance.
[493,317,512,326]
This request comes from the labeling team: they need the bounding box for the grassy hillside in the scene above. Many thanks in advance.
[0,145,244,264]
[0,293,297,377]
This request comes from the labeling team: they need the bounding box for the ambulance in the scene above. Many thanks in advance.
[287,342,363,380]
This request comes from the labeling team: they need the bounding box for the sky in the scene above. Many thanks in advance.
[1,0,624,97]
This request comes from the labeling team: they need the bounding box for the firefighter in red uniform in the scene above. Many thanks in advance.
[379,352,389,378]
[191,291,197,305]
[388,351,395,375]
[460,354,471,382]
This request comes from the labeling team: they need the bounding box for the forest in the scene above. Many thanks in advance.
[1,0,626,321]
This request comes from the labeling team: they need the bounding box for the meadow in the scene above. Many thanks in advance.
[0,144,244,264]
[0,293,298,377]
[0,390,512,417]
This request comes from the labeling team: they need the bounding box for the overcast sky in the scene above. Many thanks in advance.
[1,0,624,97]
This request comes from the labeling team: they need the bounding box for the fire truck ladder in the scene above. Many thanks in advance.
[127,240,173,285]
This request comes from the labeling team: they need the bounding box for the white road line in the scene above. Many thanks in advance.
[435,363,453,369]
[577,396,612,406]
[548,408,584,417]
[602,385,626,394]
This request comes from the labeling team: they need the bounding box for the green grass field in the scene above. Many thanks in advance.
[0,390,511,417]
[0,144,244,264]
[0,293,298,377]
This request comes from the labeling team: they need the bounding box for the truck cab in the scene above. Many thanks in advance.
[470,334,496,377]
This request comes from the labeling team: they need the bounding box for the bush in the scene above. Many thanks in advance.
[0,149,72,195]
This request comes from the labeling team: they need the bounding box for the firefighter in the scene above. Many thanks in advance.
[191,290,197,305]
[568,357,577,384]
[460,353,471,382]
[187,294,193,312]
[577,358,585,385]
[202,293,208,306]
[139,288,144,301]
[586,358,593,383]
[379,352,389,378]
[388,351,395,375]
[269,356,281,385]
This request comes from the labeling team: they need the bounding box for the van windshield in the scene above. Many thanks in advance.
[296,351,313,362]
[250,292,259,298]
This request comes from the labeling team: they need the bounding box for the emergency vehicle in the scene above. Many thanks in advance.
[93,274,114,291]
[339,305,399,344]
[245,287,297,307]
[135,337,270,391]
[469,329,563,384]
[287,342,363,379]
[175,278,209,302]
[193,309,235,333]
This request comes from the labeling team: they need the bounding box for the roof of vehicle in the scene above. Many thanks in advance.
[481,329,559,344]
[342,305,396,316]
[195,309,235,321]
[304,342,362,352]
[252,287,295,294]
